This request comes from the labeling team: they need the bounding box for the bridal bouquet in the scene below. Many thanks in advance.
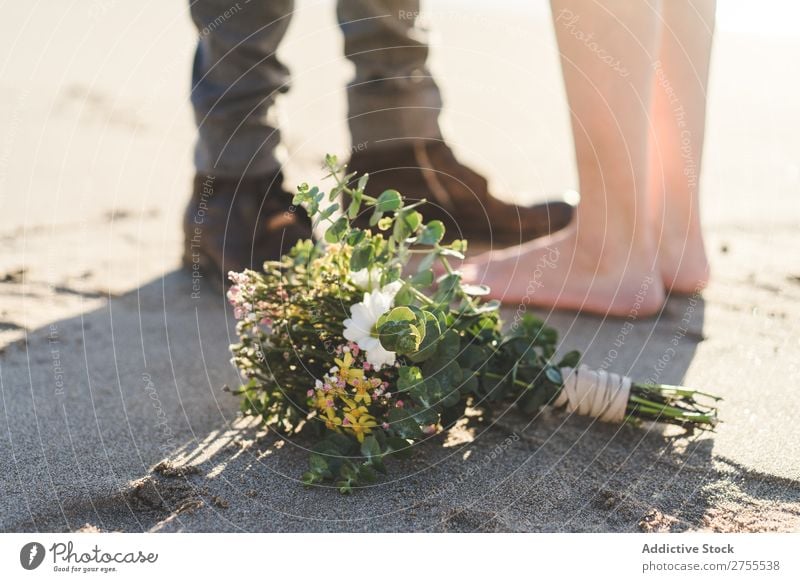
[228,155,718,493]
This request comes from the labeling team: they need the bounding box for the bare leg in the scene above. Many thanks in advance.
[649,0,715,293]
[463,0,665,316]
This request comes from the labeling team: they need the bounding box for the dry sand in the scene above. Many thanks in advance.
[1,1,799,532]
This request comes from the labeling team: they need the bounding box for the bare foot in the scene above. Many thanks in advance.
[655,215,710,295]
[461,221,665,317]
[649,164,710,294]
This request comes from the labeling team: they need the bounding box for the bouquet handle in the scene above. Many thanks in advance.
[554,365,718,428]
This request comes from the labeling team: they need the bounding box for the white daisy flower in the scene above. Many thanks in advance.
[349,267,382,291]
[343,281,404,369]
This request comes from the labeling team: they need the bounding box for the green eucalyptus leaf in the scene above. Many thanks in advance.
[378,316,424,355]
[375,189,403,212]
[324,216,348,243]
[558,350,581,369]
[387,408,423,439]
[350,243,374,270]
[377,305,416,325]
[410,270,434,287]
[360,436,385,473]
[465,299,501,314]
[417,252,437,273]
[461,283,490,296]
[393,210,422,241]
[397,366,423,392]
[545,366,563,385]
[357,173,369,192]
[385,437,414,459]
[393,285,414,306]
[406,315,442,363]
[434,273,461,304]
[346,229,366,246]
[438,248,465,259]
[417,220,445,245]
[358,463,377,483]
[308,453,331,477]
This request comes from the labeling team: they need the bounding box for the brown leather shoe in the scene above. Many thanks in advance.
[182,172,312,287]
[346,141,574,248]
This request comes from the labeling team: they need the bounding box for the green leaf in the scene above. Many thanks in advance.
[408,378,443,408]
[347,188,363,219]
[357,464,377,483]
[309,454,330,474]
[360,435,381,458]
[464,299,501,314]
[369,209,383,227]
[409,405,439,427]
[417,220,445,245]
[460,373,479,394]
[457,345,488,369]
[406,314,442,363]
[461,284,490,296]
[302,472,323,486]
[410,270,434,287]
[436,329,461,361]
[451,239,468,253]
[387,408,423,438]
[438,248,465,259]
[417,252,437,273]
[378,316,424,355]
[357,173,369,192]
[545,366,563,385]
[380,306,415,324]
[350,243,374,271]
[434,273,461,304]
[346,229,366,246]
[324,216,348,243]
[385,437,414,459]
[558,350,581,369]
[393,285,414,306]
[397,366,423,392]
[393,210,422,241]
[375,189,403,212]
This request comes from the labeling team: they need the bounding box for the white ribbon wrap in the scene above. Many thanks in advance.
[554,365,632,423]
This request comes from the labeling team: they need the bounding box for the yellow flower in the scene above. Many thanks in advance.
[313,390,335,415]
[334,351,365,386]
[353,379,372,405]
[324,414,343,431]
[343,405,377,443]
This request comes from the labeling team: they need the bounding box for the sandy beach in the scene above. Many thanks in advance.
[1,1,799,532]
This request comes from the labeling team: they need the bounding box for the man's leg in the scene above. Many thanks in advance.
[338,0,574,248]
[191,0,291,177]
[186,0,311,285]
[337,0,443,149]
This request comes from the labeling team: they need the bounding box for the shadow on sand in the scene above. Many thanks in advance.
[4,270,797,532]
